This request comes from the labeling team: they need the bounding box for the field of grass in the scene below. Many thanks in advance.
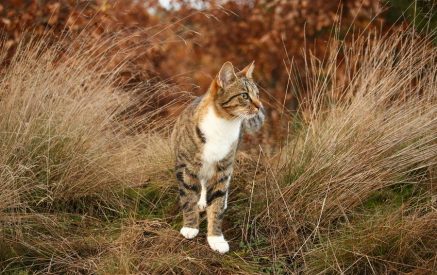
[0,28,436,274]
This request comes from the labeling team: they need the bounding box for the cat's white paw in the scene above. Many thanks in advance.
[197,199,207,211]
[207,235,229,254]
[180,227,199,239]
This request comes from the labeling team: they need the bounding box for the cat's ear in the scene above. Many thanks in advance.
[239,61,255,79]
[217,61,237,88]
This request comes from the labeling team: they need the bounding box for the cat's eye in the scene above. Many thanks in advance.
[241,93,249,99]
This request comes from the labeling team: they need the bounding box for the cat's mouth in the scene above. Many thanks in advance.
[249,107,264,117]
[242,112,258,119]
[234,108,262,120]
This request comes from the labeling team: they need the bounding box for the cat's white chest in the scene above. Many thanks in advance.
[199,106,241,164]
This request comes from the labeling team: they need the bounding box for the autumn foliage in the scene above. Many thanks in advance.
[0,0,385,109]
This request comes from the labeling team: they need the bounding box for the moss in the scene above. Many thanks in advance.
[362,183,416,212]
[125,184,179,220]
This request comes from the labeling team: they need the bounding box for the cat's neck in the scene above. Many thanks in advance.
[198,92,243,137]
[198,104,242,163]
[200,104,242,128]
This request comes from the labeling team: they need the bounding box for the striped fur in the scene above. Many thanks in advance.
[171,61,264,253]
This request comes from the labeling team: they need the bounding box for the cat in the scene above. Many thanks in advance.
[170,61,264,253]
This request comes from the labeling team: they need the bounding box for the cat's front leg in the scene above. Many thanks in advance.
[223,176,231,210]
[176,165,201,239]
[206,175,230,253]
[206,195,228,253]
[216,158,233,211]
[197,179,207,211]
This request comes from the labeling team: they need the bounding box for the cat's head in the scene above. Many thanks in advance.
[211,61,263,119]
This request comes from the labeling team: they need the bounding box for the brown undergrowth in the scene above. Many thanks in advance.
[248,29,437,273]
[1,27,436,274]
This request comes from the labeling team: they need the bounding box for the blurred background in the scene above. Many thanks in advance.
[1,0,435,117]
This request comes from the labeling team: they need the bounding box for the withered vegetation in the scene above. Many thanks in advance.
[0,6,436,275]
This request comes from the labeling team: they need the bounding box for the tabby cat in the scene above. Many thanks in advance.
[171,61,264,253]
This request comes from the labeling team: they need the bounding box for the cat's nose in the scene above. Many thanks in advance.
[253,100,262,110]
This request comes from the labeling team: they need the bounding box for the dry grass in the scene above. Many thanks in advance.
[249,29,437,273]
[0,28,436,274]
[98,219,259,274]
[0,34,176,273]
[305,206,437,273]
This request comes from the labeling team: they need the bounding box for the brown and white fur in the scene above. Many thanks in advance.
[171,61,264,253]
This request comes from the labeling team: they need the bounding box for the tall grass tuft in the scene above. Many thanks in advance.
[250,29,437,273]
[0,34,175,272]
